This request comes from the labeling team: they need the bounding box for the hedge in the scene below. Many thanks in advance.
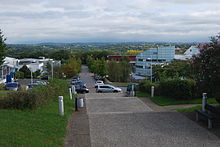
[139,79,159,94]
[139,79,197,100]
[158,79,196,100]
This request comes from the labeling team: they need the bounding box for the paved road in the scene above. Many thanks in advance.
[79,65,220,147]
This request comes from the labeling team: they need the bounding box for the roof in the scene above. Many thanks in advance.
[107,55,136,61]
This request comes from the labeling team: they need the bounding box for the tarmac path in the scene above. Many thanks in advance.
[67,65,220,147]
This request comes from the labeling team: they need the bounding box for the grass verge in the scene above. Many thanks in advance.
[0,94,74,146]
[136,91,218,106]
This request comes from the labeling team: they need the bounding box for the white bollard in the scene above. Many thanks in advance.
[78,98,84,107]
[151,86,154,97]
[71,85,76,94]
[69,88,72,100]
[202,93,207,111]
[59,96,64,116]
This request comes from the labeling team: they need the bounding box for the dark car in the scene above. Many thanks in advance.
[5,82,20,91]
[72,75,80,80]
[75,85,89,94]
[73,80,86,87]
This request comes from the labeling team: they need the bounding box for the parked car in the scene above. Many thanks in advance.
[73,80,86,87]
[75,85,89,94]
[96,84,122,93]
[94,74,102,80]
[95,80,104,87]
[27,81,48,90]
[72,75,80,80]
[27,83,40,90]
[5,82,20,91]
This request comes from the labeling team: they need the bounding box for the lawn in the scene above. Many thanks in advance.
[112,82,131,87]
[136,91,218,106]
[0,94,74,146]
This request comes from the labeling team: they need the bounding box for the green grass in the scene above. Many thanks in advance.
[136,91,218,106]
[175,105,202,112]
[0,94,74,146]
[112,82,130,87]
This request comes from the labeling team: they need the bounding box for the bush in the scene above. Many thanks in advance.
[15,71,24,79]
[1,79,68,110]
[158,79,196,100]
[139,79,159,94]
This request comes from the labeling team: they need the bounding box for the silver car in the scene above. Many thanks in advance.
[96,84,122,93]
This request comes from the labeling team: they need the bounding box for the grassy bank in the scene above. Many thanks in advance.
[0,80,74,146]
[0,95,73,146]
[136,91,218,106]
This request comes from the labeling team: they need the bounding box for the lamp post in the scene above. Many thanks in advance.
[51,60,54,80]
[150,55,153,82]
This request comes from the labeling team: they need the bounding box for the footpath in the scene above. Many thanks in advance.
[65,66,220,147]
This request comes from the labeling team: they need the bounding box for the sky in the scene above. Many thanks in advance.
[0,0,220,43]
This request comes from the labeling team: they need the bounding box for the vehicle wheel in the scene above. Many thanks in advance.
[113,90,118,93]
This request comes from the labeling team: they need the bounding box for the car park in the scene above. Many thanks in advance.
[5,82,20,91]
[96,84,122,93]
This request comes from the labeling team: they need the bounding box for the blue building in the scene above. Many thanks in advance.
[135,46,175,76]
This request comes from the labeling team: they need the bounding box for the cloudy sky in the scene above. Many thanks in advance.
[0,0,220,43]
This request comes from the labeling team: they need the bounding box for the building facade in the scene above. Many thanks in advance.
[135,46,175,76]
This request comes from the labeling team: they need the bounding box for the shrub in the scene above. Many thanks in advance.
[15,71,24,79]
[158,79,196,100]
[139,79,159,94]
[1,79,68,110]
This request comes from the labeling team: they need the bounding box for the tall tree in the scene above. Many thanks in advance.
[191,33,220,100]
[0,29,7,65]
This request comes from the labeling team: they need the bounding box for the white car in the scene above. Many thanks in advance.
[96,84,122,93]
[95,80,104,87]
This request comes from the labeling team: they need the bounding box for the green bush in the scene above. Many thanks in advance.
[158,79,196,100]
[1,79,68,110]
[139,79,159,94]
[15,71,24,79]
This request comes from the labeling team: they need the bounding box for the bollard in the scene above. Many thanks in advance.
[151,86,154,97]
[75,96,78,111]
[78,98,84,107]
[59,96,64,116]
[69,88,72,100]
[202,93,207,111]
[71,85,76,94]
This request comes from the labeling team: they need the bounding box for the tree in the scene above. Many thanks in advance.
[62,58,81,78]
[153,60,191,81]
[191,33,220,100]
[19,65,31,78]
[0,29,7,65]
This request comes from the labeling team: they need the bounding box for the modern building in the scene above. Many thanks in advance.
[174,46,200,60]
[0,57,61,83]
[135,46,175,76]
